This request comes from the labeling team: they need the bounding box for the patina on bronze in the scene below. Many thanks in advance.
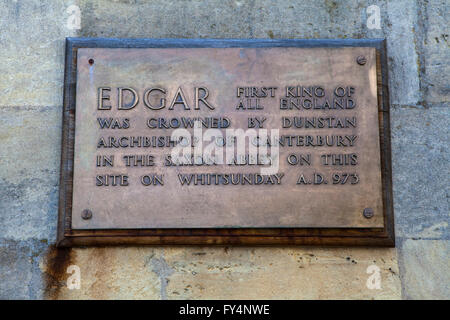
[57,38,395,246]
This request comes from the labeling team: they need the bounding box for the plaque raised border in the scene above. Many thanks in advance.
[57,38,394,247]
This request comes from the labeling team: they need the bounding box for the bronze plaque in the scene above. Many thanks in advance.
[58,39,394,246]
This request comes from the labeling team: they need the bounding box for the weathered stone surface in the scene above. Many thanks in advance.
[386,0,421,106]
[391,107,450,239]
[163,247,401,299]
[398,239,449,299]
[33,245,404,300]
[251,0,385,39]
[77,0,254,38]
[0,239,47,299]
[40,247,161,299]
[0,106,61,241]
[0,0,76,106]
[416,0,449,105]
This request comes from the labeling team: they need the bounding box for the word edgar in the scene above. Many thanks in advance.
[97,86,215,111]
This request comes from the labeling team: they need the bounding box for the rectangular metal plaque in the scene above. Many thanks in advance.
[58,38,394,246]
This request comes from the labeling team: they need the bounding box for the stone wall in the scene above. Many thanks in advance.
[0,0,448,299]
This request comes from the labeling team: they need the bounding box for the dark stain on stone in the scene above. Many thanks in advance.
[388,267,396,275]
[43,245,74,300]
